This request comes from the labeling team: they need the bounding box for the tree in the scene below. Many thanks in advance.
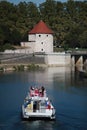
[10,29,22,45]
[0,26,5,45]
[0,0,87,49]
[79,30,87,48]
[26,2,40,28]
[0,24,11,45]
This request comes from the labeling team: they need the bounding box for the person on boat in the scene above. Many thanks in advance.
[41,86,45,97]
[30,86,35,97]
[39,87,42,97]
[46,100,51,110]
[35,87,39,96]
[38,86,44,97]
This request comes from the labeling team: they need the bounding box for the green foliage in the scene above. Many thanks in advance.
[54,47,64,52]
[13,65,24,71]
[0,44,15,52]
[13,64,40,71]
[27,64,39,70]
[79,30,87,48]
[0,0,87,50]
[0,67,3,71]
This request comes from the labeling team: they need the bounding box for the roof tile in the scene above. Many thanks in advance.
[29,20,53,34]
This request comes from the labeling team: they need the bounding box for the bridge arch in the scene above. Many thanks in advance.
[71,52,87,67]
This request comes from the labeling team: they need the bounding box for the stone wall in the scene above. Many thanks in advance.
[45,52,71,66]
[0,52,71,66]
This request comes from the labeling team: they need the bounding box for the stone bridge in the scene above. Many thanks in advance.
[71,51,87,67]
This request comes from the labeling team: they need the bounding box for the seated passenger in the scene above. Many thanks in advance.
[35,87,39,96]
[30,86,35,97]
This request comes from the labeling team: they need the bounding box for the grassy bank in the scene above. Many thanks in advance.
[0,63,46,72]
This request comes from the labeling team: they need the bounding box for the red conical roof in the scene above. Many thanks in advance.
[29,20,53,34]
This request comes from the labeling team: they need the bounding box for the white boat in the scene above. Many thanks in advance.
[22,86,56,120]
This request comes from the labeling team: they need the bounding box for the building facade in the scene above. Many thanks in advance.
[21,20,53,53]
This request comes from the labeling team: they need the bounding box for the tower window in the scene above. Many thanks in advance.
[41,42,43,44]
[41,49,43,51]
[47,35,48,37]
[39,35,41,37]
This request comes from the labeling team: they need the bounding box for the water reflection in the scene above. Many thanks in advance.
[71,66,87,87]
[0,66,87,130]
[22,120,55,130]
[25,67,72,88]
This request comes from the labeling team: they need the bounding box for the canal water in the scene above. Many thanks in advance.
[0,67,87,130]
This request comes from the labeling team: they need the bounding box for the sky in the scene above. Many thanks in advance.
[6,0,84,6]
[6,0,72,5]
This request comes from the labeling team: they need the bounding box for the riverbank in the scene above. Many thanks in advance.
[0,63,47,72]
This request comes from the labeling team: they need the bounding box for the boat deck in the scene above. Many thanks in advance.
[22,86,56,120]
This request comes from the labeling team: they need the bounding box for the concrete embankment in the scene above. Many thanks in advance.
[0,53,45,64]
[0,53,47,72]
[0,52,72,67]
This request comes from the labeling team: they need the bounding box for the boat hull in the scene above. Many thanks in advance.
[22,87,56,121]
[22,105,55,120]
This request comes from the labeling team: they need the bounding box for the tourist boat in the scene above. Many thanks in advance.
[22,86,56,120]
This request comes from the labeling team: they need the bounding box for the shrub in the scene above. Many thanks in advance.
[27,64,39,70]
[0,67,3,71]
[0,44,15,52]
[13,65,24,71]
